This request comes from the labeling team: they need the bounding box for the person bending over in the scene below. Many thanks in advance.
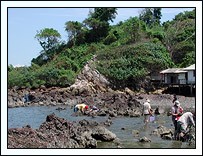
[177,111,195,141]
[74,103,89,114]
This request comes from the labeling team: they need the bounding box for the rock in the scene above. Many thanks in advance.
[139,136,151,142]
[151,125,173,140]
[8,114,117,148]
[92,126,117,141]
[132,130,139,137]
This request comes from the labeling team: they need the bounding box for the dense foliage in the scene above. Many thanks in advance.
[8,8,195,90]
[163,10,195,67]
[96,42,174,89]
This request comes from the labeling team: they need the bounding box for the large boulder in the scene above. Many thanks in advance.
[92,126,117,141]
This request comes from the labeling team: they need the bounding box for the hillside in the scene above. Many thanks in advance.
[8,8,195,93]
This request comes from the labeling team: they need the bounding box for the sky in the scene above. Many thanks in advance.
[8,7,195,67]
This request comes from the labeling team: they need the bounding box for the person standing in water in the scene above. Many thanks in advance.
[143,99,152,123]
[171,100,183,139]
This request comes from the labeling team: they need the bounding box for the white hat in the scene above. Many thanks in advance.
[174,100,180,106]
[147,99,150,103]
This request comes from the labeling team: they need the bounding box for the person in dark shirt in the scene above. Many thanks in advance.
[172,94,177,103]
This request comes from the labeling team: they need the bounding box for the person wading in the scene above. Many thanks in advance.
[171,100,183,139]
[143,99,152,123]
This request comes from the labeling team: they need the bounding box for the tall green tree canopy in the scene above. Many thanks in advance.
[83,8,118,42]
[139,8,162,27]
[65,21,85,46]
[35,28,61,51]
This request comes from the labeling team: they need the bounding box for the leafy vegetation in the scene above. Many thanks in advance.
[96,42,174,89]
[8,8,195,90]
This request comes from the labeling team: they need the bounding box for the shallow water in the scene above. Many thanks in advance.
[8,105,195,149]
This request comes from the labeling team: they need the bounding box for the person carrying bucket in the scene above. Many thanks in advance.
[142,99,153,123]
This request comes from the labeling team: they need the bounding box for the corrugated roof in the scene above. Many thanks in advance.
[183,64,195,70]
[160,68,187,74]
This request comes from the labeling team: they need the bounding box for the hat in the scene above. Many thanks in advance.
[174,100,180,106]
[146,99,150,103]
[85,105,89,109]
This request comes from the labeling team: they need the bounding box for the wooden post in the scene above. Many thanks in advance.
[179,85,181,94]
[190,84,193,95]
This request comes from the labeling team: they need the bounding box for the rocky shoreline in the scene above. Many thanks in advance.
[8,112,181,148]
[8,57,195,148]
[8,86,195,148]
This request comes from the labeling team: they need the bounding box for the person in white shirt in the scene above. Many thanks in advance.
[177,111,195,140]
[143,99,152,123]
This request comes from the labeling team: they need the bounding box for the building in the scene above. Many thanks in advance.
[183,64,195,85]
[160,68,187,85]
[159,64,195,95]
[160,64,195,85]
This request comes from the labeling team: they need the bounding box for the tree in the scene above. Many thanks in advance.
[122,17,146,43]
[139,8,162,27]
[83,8,118,42]
[35,28,61,52]
[162,9,195,66]
[8,64,14,72]
[91,8,117,22]
[65,21,85,46]
[153,8,162,25]
[139,8,153,26]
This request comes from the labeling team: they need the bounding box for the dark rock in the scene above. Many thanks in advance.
[8,114,117,148]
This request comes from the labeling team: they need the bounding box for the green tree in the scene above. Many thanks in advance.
[163,10,195,66]
[122,17,146,43]
[83,8,117,42]
[91,8,117,22]
[35,28,61,52]
[96,42,174,89]
[139,8,162,27]
[8,64,14,72]
[139,8,153,26]
[153,8,162,25]
[65,21,85,46]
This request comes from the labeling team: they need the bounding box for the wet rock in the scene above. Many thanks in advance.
[109,111,117,117]
[113,137,122,146]
[56,107,66,111]
[92,126,117,141]
[151,125,173,140]
[8,113,117,148]
[139,136,151,142]
[132,130,139,137]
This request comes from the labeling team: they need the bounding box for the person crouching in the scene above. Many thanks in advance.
[74,103,89,114]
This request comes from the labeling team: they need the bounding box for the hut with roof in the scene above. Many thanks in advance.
[159,64,195,95]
